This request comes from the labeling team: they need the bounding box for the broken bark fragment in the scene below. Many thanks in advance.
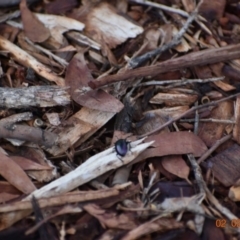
[0,36,65,86]
[0,117,57,147]
[205,144,240,187]
[0,86,70,109]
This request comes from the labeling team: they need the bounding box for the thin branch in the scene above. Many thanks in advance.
[197,134,232,164]
[180,118,235,124]
[128,7,197,68]
[187,154,205,196]
[89,44,240,89]
[129,0,189,17]
[138,92,240,138]
[193,102,199,135]
[139,76,225,87]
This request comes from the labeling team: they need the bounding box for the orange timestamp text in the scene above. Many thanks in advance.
[216,219,240,228]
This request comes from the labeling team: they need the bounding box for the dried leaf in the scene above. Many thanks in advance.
[133,131,207,164]
[162,155,190,180]
[0,152,36,194]
[66,53,123,112]
[45,0,78,15]
[11,156,53,171]
[0,182,21,203]
[84,204,137,230]
[20,0,50,43]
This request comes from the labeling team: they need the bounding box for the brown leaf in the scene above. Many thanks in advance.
[162,155,190,180]
[199,0,226,20]
[20,0,50,43]
[45,0,78,15]
[65,53,123,112]
[11,156,53,171]
[123,217,183,240]
[84,204,137,230]
[0,182,21,203]
[132,131,207,164]
[18,147,57,182]
[0,152,36,194]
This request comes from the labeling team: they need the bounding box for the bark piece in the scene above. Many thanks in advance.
[35,13,85,45]
[198,101,233,147]
[150,93,198,106]
[84,2,143,48]
[47,107,116,155]
[0,36,65,86]
[0,86,70,108]
[206,144,240,187]
[229,185,240,202]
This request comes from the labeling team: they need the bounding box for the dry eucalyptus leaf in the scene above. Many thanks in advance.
[20,0,50,42]
[66,53,123,113]
[162,155,190,180]
[0,152,36,194]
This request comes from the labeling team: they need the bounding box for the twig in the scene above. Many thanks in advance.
[128,7,197,68]
[24,37,69,67]
[187,154,205,196]
[193,102,199,135]
[138,92,240,138]
[139,76,225,87]
[24,138,154,200]
[180,118,235,124]
[197,134,232,164]
[0,113,57,148]
[129,0,189,17]
[0,35,65,86]
[89,44,240,89]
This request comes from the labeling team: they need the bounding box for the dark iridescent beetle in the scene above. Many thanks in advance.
[114,139,131,161]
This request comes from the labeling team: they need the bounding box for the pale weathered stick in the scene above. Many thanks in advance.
[24,138,154,200]
[0,121,57,147]
[0,35,65,86]
[0,188,119,213]
[46,107,116,156]
[0,86,70,108]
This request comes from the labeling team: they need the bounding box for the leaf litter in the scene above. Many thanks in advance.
[0,0,239,239]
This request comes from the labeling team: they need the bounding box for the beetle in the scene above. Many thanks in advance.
[114,138,131,161]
